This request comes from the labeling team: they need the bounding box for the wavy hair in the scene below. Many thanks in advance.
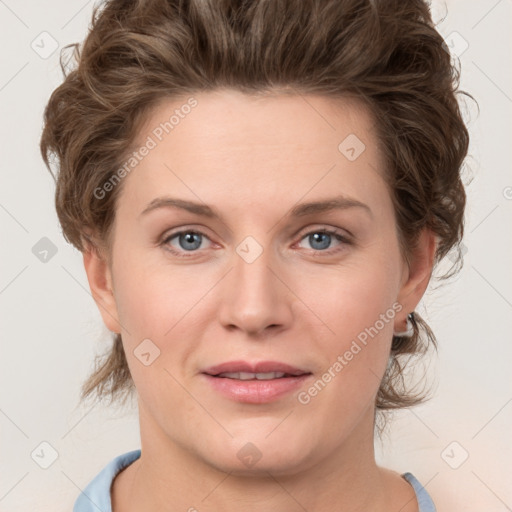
[40,0,472,430]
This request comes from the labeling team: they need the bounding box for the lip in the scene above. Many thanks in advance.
[203,360,310,376]
[201,360,312,404]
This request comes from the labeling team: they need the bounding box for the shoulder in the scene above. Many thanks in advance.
[401,472,437,512]
[73,449,141,512]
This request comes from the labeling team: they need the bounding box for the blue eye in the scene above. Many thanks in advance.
[297,229,350,253]
[163,230,211,256]
[161,227,350,259]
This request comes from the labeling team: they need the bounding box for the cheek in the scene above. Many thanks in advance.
[298,253,399,340]
[112,243,189,333]
[294,250,400,400]
[110,245,208,376]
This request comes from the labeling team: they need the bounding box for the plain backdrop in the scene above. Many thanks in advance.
[1,1,511,511]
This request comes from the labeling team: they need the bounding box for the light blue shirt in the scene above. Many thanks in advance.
[73,449,436,511]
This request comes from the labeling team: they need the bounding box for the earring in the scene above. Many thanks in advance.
[393,312,415,337]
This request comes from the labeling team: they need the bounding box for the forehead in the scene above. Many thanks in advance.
[135,88,377,153]
[118,89,389,217]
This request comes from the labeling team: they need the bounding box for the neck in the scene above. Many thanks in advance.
[114,404,395,512]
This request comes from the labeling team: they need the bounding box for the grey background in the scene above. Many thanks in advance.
[1,0,511,510]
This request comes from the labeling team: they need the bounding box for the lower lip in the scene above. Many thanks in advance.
[202,374,312,403]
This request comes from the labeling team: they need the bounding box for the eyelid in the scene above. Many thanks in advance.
[294,224,352,241]
[160,224,352,257]
[161,224,353,242]
[292,227,352,254]
[161,226,215,248]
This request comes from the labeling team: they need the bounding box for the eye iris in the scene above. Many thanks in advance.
[171,231,338,252]
[309,232,331,250]
[179,232,202,251]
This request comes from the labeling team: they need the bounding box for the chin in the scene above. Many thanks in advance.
[197,431,317,477]
[212,452,312,477]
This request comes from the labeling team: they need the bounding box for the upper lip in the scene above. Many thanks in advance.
[202,360,311,376]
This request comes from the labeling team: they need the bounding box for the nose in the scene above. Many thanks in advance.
[218,243,294,337]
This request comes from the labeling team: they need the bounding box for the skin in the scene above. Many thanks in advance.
[83,88,436,511]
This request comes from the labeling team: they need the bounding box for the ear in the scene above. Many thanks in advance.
[395,228,438,330]
[82,243,121,334]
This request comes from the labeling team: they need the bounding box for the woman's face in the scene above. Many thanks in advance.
[87,89,433,475]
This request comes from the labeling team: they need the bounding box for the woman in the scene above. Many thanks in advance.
[40,0,470,510]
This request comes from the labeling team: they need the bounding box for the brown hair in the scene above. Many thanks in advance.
[40,0,472,424]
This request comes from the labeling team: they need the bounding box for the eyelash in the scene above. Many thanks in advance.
[160,227,352,259]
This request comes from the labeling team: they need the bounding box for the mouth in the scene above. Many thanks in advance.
[203,360,311,377]
[201,361,313,403]
[211,371,305,380]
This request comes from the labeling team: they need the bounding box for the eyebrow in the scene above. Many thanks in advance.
[139,195,373,220]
